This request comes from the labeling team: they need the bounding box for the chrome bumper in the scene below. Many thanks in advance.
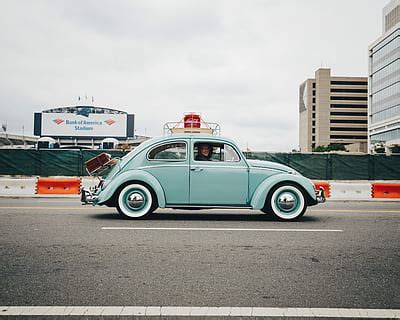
[316,187,326,203]
[80,187,98,205]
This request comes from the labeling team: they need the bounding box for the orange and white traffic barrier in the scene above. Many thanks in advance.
[313,181,400,200]
[372,183,400,198]
[313,181,331,198]
[0,178,399,200]
[36,178,81,195]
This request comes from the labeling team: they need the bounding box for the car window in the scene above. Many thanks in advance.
[193,142,240,162]
[148,142,187,161]
[223,144,240,162]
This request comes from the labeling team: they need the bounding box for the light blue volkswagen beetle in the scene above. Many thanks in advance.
[81,134,325,221]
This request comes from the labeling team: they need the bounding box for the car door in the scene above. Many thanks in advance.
[143,140,189,204]
[189,139,249,205]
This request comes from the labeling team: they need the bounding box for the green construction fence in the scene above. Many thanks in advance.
[0,149,399,180]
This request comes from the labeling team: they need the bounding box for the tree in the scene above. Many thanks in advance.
[313,143,346,152]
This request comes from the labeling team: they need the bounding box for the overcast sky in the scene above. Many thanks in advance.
[0,0,387,151]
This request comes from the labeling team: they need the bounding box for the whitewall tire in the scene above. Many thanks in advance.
[117,184,154,219]
[265,184,307,221]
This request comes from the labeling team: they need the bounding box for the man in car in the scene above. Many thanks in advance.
[195,143,213,161]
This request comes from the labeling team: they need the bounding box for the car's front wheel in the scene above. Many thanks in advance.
[262,184,307,221]
[117,184,156,219]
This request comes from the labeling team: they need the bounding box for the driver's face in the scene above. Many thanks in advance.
[199,145,210,157]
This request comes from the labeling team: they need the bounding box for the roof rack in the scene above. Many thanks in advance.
[163,113,221,136]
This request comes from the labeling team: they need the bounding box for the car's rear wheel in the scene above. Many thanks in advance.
[262,184,307,221]
[117,184,156,219]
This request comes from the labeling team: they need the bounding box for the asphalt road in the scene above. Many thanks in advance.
[0,198,399,310]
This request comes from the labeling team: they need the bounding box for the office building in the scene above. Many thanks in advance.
[368,0,400,152]
[299,68,368,152]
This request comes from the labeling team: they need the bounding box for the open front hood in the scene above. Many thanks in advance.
[247,159,297,174]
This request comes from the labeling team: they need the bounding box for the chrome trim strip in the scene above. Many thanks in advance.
[190,165,247,170]
[137,164,189,170]
[137,164,247,170]
[250,166,288,173]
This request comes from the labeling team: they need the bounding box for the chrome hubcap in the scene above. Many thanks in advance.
[277,192,296,210]
[128,192,145,209]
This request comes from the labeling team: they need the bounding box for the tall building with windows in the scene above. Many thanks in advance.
[299,68,368,152]
[368,0,400,152]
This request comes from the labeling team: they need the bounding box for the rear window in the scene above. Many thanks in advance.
[148,142,187,161]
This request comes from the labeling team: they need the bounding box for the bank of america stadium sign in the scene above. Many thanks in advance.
[41,113,128,137]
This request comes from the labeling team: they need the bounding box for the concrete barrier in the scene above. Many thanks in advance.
[330,182,372,200]
[0,178,37,196]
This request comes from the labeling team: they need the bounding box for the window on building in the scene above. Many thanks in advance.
[330,81,368,85]
[330,88,368,93]
[312,120,316,126]
[330,135,367,139]
[312,98,316,103]
[371,128,400,143]
[330,111,367,116]
[330,119,368,124]
[312,83,316,88]
[331,96,368,101]
[312,105,316,111]
[330,127,367,132]
[312,128,315,133]
[331,104,367,109]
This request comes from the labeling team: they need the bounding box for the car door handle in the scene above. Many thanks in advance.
[190,167,203,172]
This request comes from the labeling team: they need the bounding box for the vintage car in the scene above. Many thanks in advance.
[81,134,325,221]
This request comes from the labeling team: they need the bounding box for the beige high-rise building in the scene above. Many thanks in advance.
[299,68,368,152]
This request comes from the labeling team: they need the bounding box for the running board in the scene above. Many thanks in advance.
[165,205,253,210]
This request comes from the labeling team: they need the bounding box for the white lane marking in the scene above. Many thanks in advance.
[311,209,400,213]
[101,227,344,232]
[0,306,398,317]
[35,200,80,203]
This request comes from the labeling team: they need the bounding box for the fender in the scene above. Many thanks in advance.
[250,174,316,209]
[96,170,166,207]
